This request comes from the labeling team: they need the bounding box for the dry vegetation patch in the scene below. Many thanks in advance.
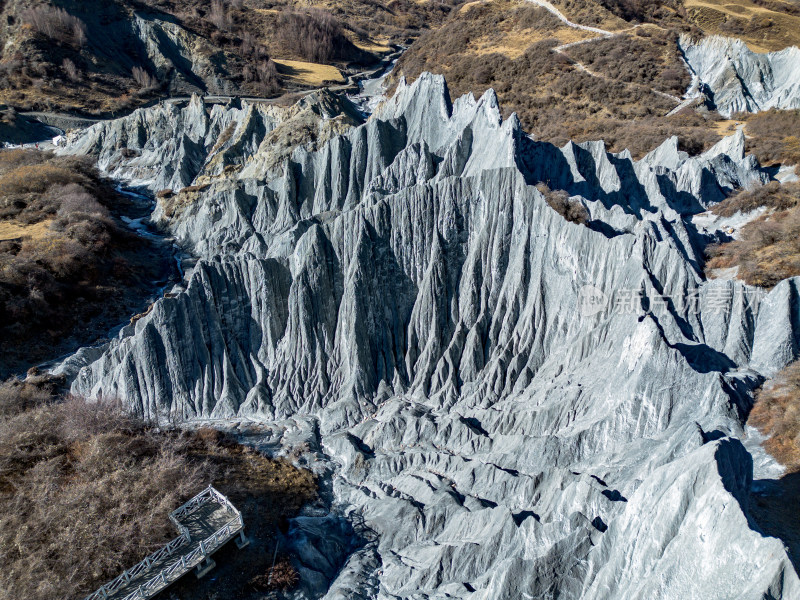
[750,360,800,471]
[684,0,800,51]
[711,180,800,217]
[706,182,800,287]
[538,183,590,224]
[741,108,800,167]
[0,0,462,114]
[565,29,691,96]
[549,0,630,29]
[273,59,346,86]
[0,376,316,600]
[0,149,168,376]
[396,0,721,158]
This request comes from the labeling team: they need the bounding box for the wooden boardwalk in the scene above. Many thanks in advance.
[84,486,248,600]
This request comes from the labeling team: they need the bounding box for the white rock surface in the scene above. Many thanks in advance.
[57,73,799,599]
[682,35,800,117]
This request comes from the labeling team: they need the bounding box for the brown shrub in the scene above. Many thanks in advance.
[195,425,225,446]
[712,181,800,218]
[750,360,800,472]
[538,184,590,224]
[744,109,800,167]
[0,383,317,600]
[706,198,800,288]
[249,557,300,591]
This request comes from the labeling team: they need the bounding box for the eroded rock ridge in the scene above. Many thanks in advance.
[58,74,799,599]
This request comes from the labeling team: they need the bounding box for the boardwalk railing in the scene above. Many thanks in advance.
[84,486,245,600]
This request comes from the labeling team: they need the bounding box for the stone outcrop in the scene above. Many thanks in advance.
[60,90,363,193]
[682,35,800,117]
[57,73,799,599]
[131,13,237,96]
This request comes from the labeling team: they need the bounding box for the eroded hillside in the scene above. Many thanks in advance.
[0,0,460,115]
[43,73,800,598]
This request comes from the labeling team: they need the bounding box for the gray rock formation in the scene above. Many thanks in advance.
[60,91,363,193]
[131,13,236,96]
[58,73,799,599]
[682,35,800,117]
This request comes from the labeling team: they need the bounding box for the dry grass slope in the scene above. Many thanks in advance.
[396,0,723,158]
[684,0,800,51]
[0,376,316,600]
[742,109,800,167]
[0,149,168,377]
[750,360,800,471]
[706,182,800,288]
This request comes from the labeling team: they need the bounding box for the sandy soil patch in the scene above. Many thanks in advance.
[273,59,345,85]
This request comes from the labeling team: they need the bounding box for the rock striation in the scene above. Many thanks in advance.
[61,91,363,194]
[58,73,799,599]
[682,35,800,117]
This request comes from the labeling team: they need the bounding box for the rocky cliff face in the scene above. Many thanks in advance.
[58,74,799,599]
[62,91,363,193]
[682,35,800,117]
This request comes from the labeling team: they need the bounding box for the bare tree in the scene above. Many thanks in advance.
[131,66,157,90]
[62,58,81,82]
[276,9,356,63]
[72,21,88,48]
[22,6,88,48]
[209,0,232,31]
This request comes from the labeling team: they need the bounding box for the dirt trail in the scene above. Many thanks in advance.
[526,0,685,108]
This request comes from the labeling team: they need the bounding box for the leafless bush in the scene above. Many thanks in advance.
[131,66,157,90]
[73,20,88,47]
[537,184,590,224]
[62,58,80,82]
[241,31,256,56]
[22,6,88,48]
[277,9,360,63]
[248,58,280,95]
[750,360,800,471]
[209,0,232,31]
[712,182,800,217]
[56,184,110,218]
[249,558,300,591]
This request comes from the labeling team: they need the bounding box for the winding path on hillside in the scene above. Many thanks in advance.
[526,0,685,107]
[526,0,615,36]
